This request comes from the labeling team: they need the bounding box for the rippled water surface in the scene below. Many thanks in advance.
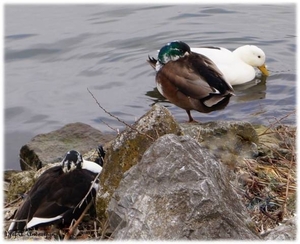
[5,4,296,169]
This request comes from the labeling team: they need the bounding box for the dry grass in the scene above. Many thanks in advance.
[237,112,296,234]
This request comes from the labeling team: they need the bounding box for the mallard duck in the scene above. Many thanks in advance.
[148,40,234,122]
[190,45,269,85]
[8,147,105,233]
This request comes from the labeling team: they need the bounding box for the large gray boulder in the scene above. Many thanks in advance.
[97,104,181,220]
[107,134,260,240]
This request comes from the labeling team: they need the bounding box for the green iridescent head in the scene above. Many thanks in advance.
[158,41,191,65]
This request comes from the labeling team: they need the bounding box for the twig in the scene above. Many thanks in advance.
[94,221,97,238]
[19,157,35,170]
[64,200,93,240]
[86,88,119,133]
[87,88,154,141]
[282,152,295,219]
[260,208,278,222]
[99,217,114,239]
[64,171,100,239]
[4,195,23,208]
[78,171,101,209]
[258,110,296,137]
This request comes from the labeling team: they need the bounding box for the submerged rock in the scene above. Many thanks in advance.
[107,134,260,240]
[19,122,115,170]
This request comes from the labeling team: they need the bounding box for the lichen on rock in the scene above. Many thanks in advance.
[97,104,182,220]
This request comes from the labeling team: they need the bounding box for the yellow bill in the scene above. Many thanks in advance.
[258,64,269,76]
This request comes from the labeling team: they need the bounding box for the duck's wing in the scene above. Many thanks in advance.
[8,166,63,232]
[26,169,98,229]
[157,53,233,107]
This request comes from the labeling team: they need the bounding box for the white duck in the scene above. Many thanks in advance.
[191,45,269,86]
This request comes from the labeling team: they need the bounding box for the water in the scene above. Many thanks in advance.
[4,4,296,170]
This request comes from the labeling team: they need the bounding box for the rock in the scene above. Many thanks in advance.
[180,121,259,169]
[254,124,296,161]
[262,217,296,240]
[5,170,36,203]
[97,104,182,220]
[107,134,260,240]
[4,170,35,231]
[19,122,115,170]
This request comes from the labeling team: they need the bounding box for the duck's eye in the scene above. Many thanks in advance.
[258,55,261,58]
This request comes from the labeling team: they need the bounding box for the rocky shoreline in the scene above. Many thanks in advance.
[4,104,296,240]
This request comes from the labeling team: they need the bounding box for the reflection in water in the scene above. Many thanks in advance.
[232,75,268,103]
[145,88,168,106]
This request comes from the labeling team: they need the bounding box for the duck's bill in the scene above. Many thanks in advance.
[258,64,270,76]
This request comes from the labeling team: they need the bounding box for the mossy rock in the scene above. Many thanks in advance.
[96,104,182,220]
[180,121,259,168]
[5,171,36,203]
